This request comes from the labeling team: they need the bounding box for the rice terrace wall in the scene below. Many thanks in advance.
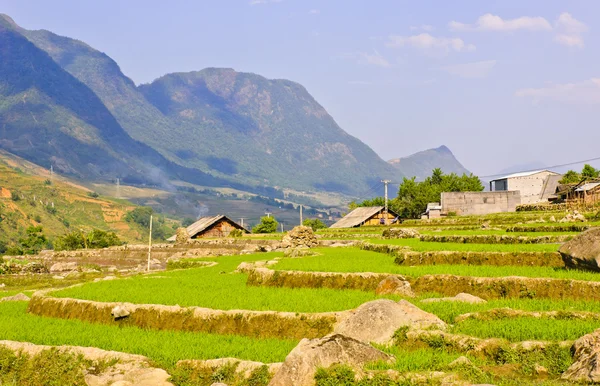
[441,191,521,216]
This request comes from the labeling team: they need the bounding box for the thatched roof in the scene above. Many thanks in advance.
[167,215,248,241]
[330,206,398,229]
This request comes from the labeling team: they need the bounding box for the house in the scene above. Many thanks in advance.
[574,182,600,204]
[330,206,400,228]
[489,170,561,205]
[167,215,249,240]
[421,203,442,219]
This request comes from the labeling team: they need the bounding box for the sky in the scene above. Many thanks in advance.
[2,0,600,176]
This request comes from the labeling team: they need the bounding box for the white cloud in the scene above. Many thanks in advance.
[357,51,391,67]
[309,9,320,15]
[410,24,434,32]
[515,78,600,104]
[441,60,497,79]
[386,33,476,54]
[449,14,552,31]
[554,12,587,48]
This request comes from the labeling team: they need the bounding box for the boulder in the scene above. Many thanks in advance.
[49,262,78,272]
[0,293,30,302]
[281,226,318,249]
[175,227,190,244]
[382,228,420,239]
[111,305,131,320]
[421,293,486,304]
[333,300,446,345]
[268,334,393,386]
[562,329,600,382]
[559,228,600,272]
[375,276,415,298]
[448,356,472,368]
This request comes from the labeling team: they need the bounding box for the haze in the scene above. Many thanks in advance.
[2,0,599,176]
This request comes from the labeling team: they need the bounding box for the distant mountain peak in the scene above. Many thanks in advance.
[388,145,471,179]
[0,14,17,28]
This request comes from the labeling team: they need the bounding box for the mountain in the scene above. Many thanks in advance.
[388,145,471,179]
[0,14,402,196]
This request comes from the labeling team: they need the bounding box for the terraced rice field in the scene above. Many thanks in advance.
[2,209,600,385]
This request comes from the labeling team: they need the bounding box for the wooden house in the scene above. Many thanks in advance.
[330,206,399,228]
[167,215,249,240]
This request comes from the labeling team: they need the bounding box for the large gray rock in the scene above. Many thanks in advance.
[49,262,78,272]
[382,228,420,239]
[0,293,30,302]
[562,328,600,382]
[268,334,392,386]
[333,300,446,345]
[559,228,600,272]
[281,226,318,249]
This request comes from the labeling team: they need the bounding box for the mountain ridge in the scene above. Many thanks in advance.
[388,145,471,179]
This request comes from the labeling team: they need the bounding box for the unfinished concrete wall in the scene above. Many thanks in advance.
[441,191,521,216]
[508,171,558,205]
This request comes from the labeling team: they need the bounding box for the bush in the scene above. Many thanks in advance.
[43,179,52,185]
[303,218,327,231]
[19,226,47,255]
[125,206,154,228]
[33,215,42,223]
[10,191,20,201]
[87,191,99,198]
[229,229,244,238]
[54,229,122,251]
[252,216,278,233]
[45,204,57,215]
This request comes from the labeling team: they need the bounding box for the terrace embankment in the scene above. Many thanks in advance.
[412,274,600,301]
[455,308,600,322]
[418,234,572,244]
[246,267,396,291]
[28,291,340,340]
[359,241,564,267]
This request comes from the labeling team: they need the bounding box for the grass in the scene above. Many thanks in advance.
[0,302,296,368]
[368,238,560,252]
[452,317,600,342]
[273,247,600,282]
[52,253,400,312]
[419,230,580,237]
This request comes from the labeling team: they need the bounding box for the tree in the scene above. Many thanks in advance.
[393,170,484,219]
[54,229,122,251]
[582,164,600,180]
[559,170,581,184]
[19,226,47,255]
[303,218,327,231]
[182,217,195,227]
[252,216,278,233]
[125,207,154,228]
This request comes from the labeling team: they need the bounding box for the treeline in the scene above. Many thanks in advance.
[560,164,600,184]
[351,169,484,219]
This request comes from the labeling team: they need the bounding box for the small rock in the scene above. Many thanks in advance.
[52,275,65,280]
[448,356,472,368]
[382,228,420,239]
[0,293,30,302]
[210,384,227,386]
[111,305,131,320]
[534,363,548,376]
[549,216,556,222]
[375,276,415,298]
[421,293,486,304]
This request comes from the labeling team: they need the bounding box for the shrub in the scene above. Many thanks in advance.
[19,226,47,255]
[54,229,122,251]
[252,216,278,234]
[43,179,52,185]
[10,191,20,201]
[45,204,57,215]
[87,192,99,198]
[33,215,42,223]
[230,229,244,238]
[125,206,154,228]
[303,218,327,231]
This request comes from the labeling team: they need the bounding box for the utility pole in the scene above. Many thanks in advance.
[239,218,247,229]
[382,180,391,225]
[281,223,284,233]
[300,205,303,225]
[265,212,272,218]
[147,215,153,272]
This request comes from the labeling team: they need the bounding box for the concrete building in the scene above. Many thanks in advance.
[421,203,442,219]
[441,191,521,216]
[489,170,561,205]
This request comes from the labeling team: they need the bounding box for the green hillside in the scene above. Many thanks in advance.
[0,152,143,249]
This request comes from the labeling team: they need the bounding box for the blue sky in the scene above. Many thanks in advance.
[2,0,599,176]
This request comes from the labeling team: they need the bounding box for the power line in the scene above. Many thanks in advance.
[479,155,600,180]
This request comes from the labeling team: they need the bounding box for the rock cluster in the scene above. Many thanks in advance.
[560,210,587,223]
[280,226,318,249]
[382,228,420,239]
[50,262,78,273]
[421,292,486,304]
[559,228,600,272]
[0,293,31,302]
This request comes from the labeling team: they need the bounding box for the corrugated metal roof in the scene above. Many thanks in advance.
[491,170,559,182]
[330,206,385,228]
[575,182,600,192]
[167,215,247,241]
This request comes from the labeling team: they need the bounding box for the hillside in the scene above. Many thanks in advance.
[0,151,143,247]
[388,145,471,179]
[0,14,403,196]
